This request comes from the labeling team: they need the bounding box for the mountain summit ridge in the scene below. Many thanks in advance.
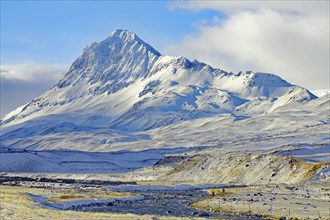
[1,30,316,130]
[57,29,161,89]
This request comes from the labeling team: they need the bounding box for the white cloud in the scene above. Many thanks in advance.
[0,62,68,117]
[166,1,329,90]
[169,1,328,16]
[1,62,67,82]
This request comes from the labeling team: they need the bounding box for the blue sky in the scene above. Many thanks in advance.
[1,1,329,117]
[1,1,219,64]
[0,1,220,117]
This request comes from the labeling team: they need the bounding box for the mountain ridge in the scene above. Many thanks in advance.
[1,30,317,131]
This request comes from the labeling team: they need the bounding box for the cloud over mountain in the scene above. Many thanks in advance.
[0,62,67,117]
[1,62,67,82]
[166,1,329,90]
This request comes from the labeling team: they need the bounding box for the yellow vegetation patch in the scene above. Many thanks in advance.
[296,161,328,180]
[47,188,132,203]
[192,200,297,220]
[207,187,239,196]
[227,167,245,178]
[191,202,241,216]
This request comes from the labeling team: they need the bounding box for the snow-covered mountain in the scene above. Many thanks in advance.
[1,30,329,178]
[1,29,316,132]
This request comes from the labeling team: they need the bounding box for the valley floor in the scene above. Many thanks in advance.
[0,174,329,220]
[0,184,198,220]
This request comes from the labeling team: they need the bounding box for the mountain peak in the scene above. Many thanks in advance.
[110,29,137,40]
[106,29,161,56]
[57,29,161,90]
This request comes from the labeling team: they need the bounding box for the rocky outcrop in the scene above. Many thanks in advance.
[159,153,328,185]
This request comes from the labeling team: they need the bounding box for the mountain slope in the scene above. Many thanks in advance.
[1,30,316,133]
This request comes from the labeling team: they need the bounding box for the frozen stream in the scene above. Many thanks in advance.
[73,184,257,219]
[29,183,260,219]
[81,189,227,218]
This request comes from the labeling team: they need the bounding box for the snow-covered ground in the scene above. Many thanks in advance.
[0,148,197,173]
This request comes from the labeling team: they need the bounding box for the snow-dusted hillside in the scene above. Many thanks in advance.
[0,30,328,179]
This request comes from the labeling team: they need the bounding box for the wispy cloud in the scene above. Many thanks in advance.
[1,62,67,82]
[169,1,328,15]
[166,1,329,90]
[1,62,68,117]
